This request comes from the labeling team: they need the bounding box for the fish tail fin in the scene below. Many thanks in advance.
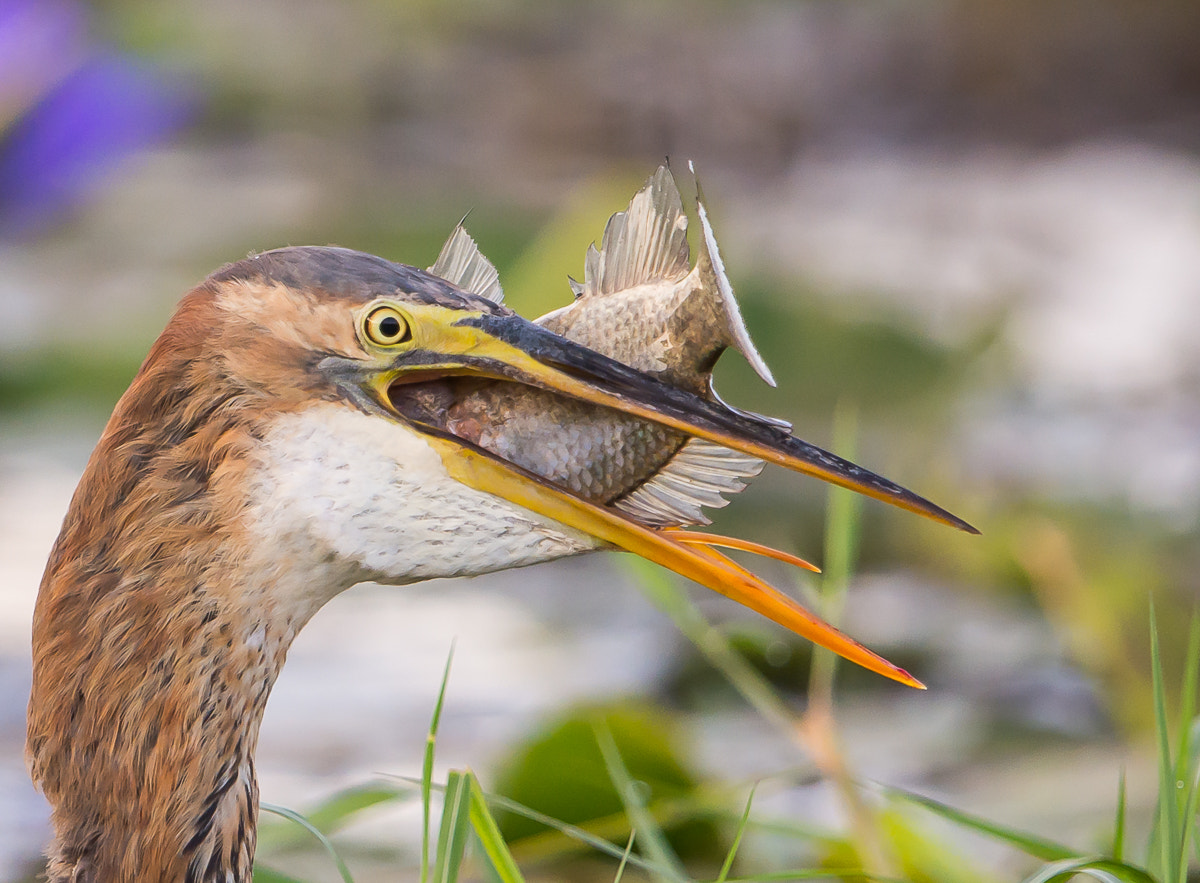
[690,161,776,387]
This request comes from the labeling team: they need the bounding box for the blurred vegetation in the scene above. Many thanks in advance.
[492,703,727,868]
[251,490,1197,882]
[9,140,1200,877]
[6,0,1200,880]
[7,156,1200,875]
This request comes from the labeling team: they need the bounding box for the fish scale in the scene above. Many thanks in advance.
[428,164,773,526]
[445,386,687,503]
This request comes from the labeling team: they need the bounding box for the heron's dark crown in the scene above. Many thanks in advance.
[211,245,507,314]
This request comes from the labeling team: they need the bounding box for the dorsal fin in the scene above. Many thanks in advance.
[690,161,775,387]
[428,224,504,303]
[614,438,765,528]
[581,165,691,298]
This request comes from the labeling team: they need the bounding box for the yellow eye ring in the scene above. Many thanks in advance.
[364,306,411,346]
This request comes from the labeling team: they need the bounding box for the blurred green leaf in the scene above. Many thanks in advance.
[255,782,412,852]
[259,803,355,883]
[301,783,407,834]
[1148,605,1180,883]
[716,784,757,883]
[875,804,999,883]
[396,772,668,875]
[0,347,144,413]
[711,289,964,422]
[621,557,799,735]
[424,644,456,883]
[1113,769,1127,863]
[593,718,688,883]
[809,400,861,700]
[886,787,1074,862]
[718,871,873,882]
[1174,617,1200,781]
[493,700,725,865]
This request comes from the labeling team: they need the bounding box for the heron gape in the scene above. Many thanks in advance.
[27,167,975,881]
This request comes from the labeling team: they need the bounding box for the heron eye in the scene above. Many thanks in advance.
[364,306,411,345]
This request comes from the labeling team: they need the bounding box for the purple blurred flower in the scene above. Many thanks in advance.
[0,0,88,118]
[0,0,196,236]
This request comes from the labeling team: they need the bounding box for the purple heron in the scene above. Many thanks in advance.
[27,171,974,881]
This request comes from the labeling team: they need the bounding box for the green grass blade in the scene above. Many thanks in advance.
[482,791,661,873]
[809,401,860,698]
[1175,613,1200,790]
[593,719,689,883]
[1113,768,1127,863]
[259,803,355,883]
[739,815,845,851]
[621,557,796,737]
[423,643,456,883]
[1180,772,1200,876]
[1177,614,1200,869]
[395,773,682,876]
[823,401,860,600]
[467,771,526,883]
[614,832,637,883]
[433,770,473,883]
[1020,857,1156,883]
[304,782,408,834]
[885,788,1075,862]
[1149,603,1181,883]
[1188,716,1200,866]
[256,782,414,852]
[1179,716,1200,869]
[716,784,758,883]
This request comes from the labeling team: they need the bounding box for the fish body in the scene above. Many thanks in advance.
[426,166,774,526]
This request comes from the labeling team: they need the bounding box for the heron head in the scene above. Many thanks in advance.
[176,244,976,688]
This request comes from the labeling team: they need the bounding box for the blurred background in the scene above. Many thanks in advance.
[2,0,1200,879]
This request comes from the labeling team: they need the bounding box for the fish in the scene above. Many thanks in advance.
[389,163,974,689]
[395,162,974,550]
[414,164,776,529]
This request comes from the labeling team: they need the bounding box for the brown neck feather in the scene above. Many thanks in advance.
[27,286,304,882]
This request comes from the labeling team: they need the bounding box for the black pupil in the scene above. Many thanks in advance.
[378,315,402,339]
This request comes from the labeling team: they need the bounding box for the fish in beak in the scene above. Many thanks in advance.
[435,164,772,530]
[337,167,976,689]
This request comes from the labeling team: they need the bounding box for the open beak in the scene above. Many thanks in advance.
[421,427,924,688]
[363,304,977,688]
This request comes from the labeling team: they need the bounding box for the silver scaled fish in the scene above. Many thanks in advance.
[424,164,777,528]
[389,163,974,689]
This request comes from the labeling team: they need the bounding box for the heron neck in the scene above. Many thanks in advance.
[25,348,303,882]
[28,518,301,881]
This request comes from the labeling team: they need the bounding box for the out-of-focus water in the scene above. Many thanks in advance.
[4,1,1198,876]
[4,138,1193,876]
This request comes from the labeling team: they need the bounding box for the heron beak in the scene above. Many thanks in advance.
[355,303,976,689]
[376,305,978,535]
[418,426,924,689]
